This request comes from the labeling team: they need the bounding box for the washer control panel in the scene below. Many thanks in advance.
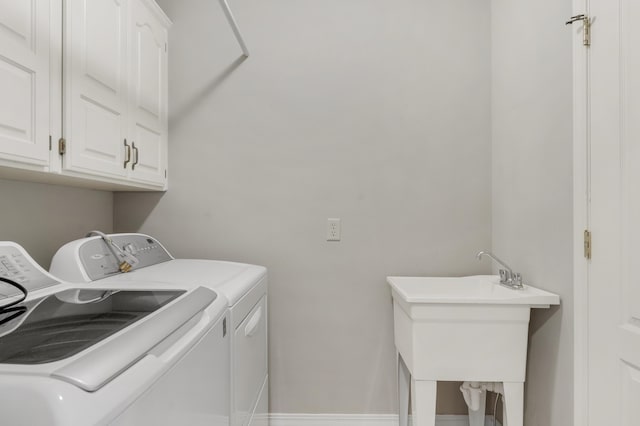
[0,244,59,299]
[79,234,172,281]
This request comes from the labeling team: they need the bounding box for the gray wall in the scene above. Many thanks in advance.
[0,179,113,268]
[114,0,492,414]
[491,1,573,425]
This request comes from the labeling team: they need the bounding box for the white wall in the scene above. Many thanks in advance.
[114,0,492,414]
[491,1,573,425]
[0,179,113,268]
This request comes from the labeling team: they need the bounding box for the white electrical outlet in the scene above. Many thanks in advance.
[326,218,341,241]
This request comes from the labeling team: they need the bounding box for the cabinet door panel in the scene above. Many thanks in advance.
[129,0,167,186]
[84,0,122,93]
[65,0,127,178]
[0,60,32,141]
[82,98,123,161]
[0,0,33,49]
[136,25,162,120]
[132,124,162,180]
[0,0,50,167]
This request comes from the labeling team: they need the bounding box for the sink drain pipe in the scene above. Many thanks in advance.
[460,381,505,426]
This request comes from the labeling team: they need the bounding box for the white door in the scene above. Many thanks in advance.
[128,0,168,186]
[0,0,50,167]
[64,0,128,178]
[583,1,640,425]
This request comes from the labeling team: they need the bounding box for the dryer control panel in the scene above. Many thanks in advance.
[79,234,172,281]
[0,243,59,299]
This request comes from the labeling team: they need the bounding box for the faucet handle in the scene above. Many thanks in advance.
[499,269,512,284]
[513,272,524,289]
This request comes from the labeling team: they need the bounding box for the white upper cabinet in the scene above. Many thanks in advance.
[64,0,129,179]
[128,0,169,186]
[0,0,170,191]
[63,0,170,189]
[0,0,50,169]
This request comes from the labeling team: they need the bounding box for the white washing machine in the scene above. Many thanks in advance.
[0,241,230,426]
[50,233,268,426]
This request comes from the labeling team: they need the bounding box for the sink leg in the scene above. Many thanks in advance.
[503,382,524,426]
[398,353,411,426]
[411,379,437,426]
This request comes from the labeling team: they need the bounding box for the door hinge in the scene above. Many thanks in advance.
[49,135,52,151]
[584,229,592,260]
[58,138,67,155]
[164,169,167,178]
[165,43,167,53]
[566,14,590,46]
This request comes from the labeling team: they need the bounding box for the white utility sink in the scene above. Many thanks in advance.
[388,275,559,426]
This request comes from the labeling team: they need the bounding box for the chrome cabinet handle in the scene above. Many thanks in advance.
[132,142,139,170]
[123,139,131,168]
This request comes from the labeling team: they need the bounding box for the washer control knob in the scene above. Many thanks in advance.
[123,243,137,256]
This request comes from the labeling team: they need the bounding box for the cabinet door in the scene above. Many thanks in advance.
[64,0,128,178]
[0,0,50,168]
[128,0,168,186]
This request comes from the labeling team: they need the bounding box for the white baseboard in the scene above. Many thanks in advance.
[268,413,502,426]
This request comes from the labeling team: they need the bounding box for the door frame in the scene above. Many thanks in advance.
[572,0,589,425]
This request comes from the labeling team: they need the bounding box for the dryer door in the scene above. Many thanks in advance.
[234,295,267,426]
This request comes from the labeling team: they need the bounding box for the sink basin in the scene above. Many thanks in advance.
[388,274,560,381]
[387,275,560,307]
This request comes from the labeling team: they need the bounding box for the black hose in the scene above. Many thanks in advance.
[0,277,28,326]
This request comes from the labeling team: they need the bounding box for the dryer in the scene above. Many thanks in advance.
[51,233,268,426]
[0,241,229,426]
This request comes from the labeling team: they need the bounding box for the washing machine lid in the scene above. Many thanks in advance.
[0,288,184,364]
[0,286,217,392]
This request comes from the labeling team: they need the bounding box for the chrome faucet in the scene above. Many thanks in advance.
[476,251,524,290]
